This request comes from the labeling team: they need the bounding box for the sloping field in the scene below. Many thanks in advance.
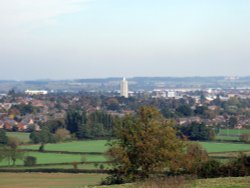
[0,173,107,188]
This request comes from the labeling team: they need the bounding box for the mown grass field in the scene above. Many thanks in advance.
[20,140,109,153]
[0,152,107,166]
[219,129,250,135]
[6,132,30,143]
[0,173,107,188]
[215,129,250,141]
[2,163,110,170]
[198,142,250,153]
[20,140,250,154]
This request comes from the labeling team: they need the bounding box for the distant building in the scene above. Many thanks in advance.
[25,90,48,95]
[167,91,176,98]
[120,77,129,98]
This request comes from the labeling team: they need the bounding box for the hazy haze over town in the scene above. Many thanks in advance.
[0,0,250,80]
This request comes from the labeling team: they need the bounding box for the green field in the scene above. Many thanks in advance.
[20,140,109,153]
[199,141,250,153]
[218,129,250,135]
[215,135,240,141]
[2,163,110,170]
[0,173,107,188]
[0,152,107,166]
[6,132,30,143]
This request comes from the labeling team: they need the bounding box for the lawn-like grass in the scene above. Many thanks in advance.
[20,140,109,153]
[215,135,240,141]
[2,163,111,170]
[198,141,250,153]
[0,152,107,166]
[20,140,250,154]
[0,173,107,188]
[218,129,250,136]
[6,132,30,143]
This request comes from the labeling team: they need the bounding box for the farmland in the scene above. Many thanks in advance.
[0,152,107,167]
[20,140,109,153]
[6,132,30,143]
[215,129,250,141]
[0,173,249,188]
[1,132,250,187]
[0,173,107,188]
[199,141,250,153]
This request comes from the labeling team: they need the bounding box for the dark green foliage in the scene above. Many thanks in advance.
[30,128,57,144]
[12,103,34,116]
[43,119,66,133]
[197,160,222,178]
[24,156,37,166]
[194,106,208,116]
[228,116,238,128]
[196,154,250,178]
[176,105,193,117]
[66,109,87,134]
[179,122,215,141]
[0,129,8,145]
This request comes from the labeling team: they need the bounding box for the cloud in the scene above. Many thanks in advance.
[0,0,91,32]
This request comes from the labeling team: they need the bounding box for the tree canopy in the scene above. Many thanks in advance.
[106,106,185,183]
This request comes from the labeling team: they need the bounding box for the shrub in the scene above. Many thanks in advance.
[72,162,78,170]
[197,160,222,178]
[24,156,37,166]
[239,133,250,143]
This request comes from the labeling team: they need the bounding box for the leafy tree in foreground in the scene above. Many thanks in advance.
[106,106,185,184]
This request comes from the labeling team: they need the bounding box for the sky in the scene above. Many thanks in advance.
[0,0,250,80]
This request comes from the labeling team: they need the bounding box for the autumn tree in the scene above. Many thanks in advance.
[106,106,185,184]
[55,128,71,141]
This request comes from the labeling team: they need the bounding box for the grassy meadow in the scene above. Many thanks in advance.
[1,132,250,187]
[199,141,250,153]
[0,152,107,167]
[20,140,109,153]
[0,173,249,188]
[6,132,30,143]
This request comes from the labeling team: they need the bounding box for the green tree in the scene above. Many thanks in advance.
[176,104,193,117]
[179,122,215,141]
[66,109,87,134]
[6,137,24,166]
[106,106,185,183]
[0,129,8,145]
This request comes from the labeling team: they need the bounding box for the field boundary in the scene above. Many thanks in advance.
[20,149,104,155]
[0,168,109,173]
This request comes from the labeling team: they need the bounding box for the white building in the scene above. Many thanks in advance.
[25,90,48,95]
[120,77,129,98]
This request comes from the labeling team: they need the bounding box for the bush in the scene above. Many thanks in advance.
[24,156,37,166]
[197,160,222,178]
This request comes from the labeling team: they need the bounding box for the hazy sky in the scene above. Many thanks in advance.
[0,0,250,80]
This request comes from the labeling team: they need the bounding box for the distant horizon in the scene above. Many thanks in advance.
[0,75,249,82]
